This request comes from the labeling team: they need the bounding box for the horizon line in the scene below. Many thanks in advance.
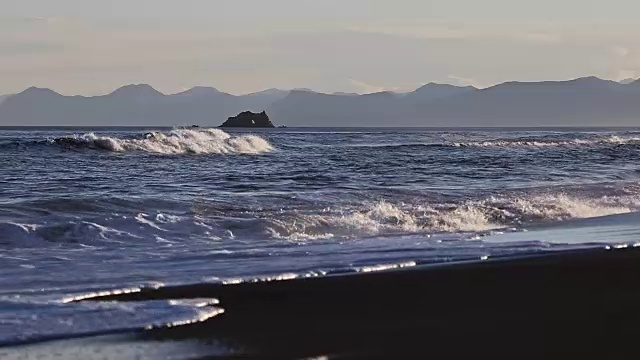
[2,125,640,130]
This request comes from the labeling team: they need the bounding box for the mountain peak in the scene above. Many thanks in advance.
[109,84,164,97]
[403,82,477,102]
[415,82,477,92]
[487,77,616,91]
[575,76,602,81]
[291,88,315,93]
[568,76,610,85]
[174,86,224,97]
[19,86,62,97]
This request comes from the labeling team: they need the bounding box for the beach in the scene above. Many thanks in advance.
[2,245,638,358]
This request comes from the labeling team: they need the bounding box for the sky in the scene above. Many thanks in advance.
[1,0,639,95]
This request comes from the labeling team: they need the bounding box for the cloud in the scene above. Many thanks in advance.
[613,46,631,58]
[347,79,404,94]
[0,41,63,56]
[346,25,470,40]
[447,75,494,89]
[345,23,567,45]
[13,16,67,25]
[348,79,385,94]
[614,69,638,81]
[522,33,562,44]
[608,46,640,81]
[23,17,53,22]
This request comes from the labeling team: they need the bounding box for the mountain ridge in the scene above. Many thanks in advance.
[2,77,640,126]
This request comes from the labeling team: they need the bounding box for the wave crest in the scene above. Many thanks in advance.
[451,135,640,148]
[51,129,274,155]
[265,194,636,240]
[2,191,637,247]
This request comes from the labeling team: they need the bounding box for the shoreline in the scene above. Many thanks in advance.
[5,246,637,358]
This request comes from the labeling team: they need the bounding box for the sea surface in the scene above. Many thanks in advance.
[2,126,640,353]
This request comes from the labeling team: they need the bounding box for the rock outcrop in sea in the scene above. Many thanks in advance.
[219,111,275,128]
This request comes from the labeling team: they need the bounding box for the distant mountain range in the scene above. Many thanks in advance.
[1,77,639,126]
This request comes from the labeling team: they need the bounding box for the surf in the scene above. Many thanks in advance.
[31,128,275,155]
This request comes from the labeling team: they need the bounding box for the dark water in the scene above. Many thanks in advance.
[2,127,640,349]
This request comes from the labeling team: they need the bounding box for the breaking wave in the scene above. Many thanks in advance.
[450,135,640,148]
[3,192,637,247]
[331,134,640,150]
[4,131,640,153]
[265,194,636,240]
[48,129,274,154]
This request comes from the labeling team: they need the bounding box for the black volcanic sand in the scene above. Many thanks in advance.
[10,247,640,358]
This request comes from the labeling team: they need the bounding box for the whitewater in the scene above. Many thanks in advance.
[46,128,274,154]
[2,127,640,349]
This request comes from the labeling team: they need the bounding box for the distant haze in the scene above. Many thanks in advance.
[1,0,640,96]
[2,77,640,127]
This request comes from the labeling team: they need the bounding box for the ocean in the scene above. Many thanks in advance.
[2,127,640,356]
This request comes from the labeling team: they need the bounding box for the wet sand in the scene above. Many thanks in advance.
[5,246,640,358]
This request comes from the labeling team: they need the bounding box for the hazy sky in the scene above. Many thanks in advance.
[1,0,639,95]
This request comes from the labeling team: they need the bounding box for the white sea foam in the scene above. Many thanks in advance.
[0,211,238,248]
[452,135,640,148]
[356,261,417,273]
[264,194,637,241]
[56,129,274,155]
[489,194,634,222]
[2,194,637,246]
[263,201,501,240]
[0,222,40,244]
[0,296,223,346]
